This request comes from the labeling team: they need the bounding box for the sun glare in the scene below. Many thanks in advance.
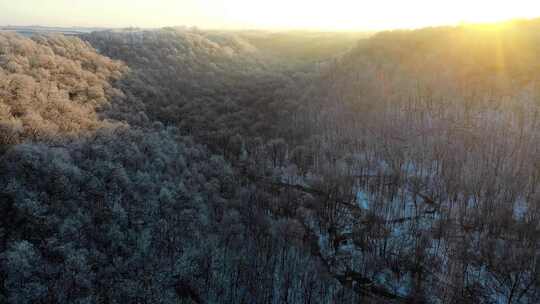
[1,0,540,30]
[217,0,540,30]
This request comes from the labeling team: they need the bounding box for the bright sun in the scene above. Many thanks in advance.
[3,0,540,30]
[215,0,540,30]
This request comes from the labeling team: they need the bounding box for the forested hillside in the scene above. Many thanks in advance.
[297,20,540,303]
[1,21,540,304]
[82,29,310,145]
[0,30,355,304]
[0,33,126,149]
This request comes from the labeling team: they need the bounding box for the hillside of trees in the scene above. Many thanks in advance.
[0,30,357,304]
[0,33,127,149]
[1,21,540,303]
[82,29,309,143]
[297,20,540,303]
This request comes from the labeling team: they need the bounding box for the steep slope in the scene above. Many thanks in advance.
[82,28,310,151]
[327,19,540,106]
[295,20,540,303]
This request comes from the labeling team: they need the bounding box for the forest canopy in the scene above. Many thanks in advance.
[0,33,128,148]
[1,20,540,303]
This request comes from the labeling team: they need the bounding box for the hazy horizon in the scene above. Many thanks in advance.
[1,0,540,31]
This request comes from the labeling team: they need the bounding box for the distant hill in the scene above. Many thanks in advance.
[237,30,373,63]
[0,26,109,37]
[333,18,540,101]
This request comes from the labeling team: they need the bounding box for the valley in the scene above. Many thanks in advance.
[0,20,539,303]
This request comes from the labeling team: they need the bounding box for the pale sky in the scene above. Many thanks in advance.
[1,0,540,30]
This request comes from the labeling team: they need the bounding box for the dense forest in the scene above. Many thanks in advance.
[0,20,539,303]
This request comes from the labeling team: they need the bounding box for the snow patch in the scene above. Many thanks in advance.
[356,191,370,209]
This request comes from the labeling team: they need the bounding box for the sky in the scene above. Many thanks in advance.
[1,0,540,31]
